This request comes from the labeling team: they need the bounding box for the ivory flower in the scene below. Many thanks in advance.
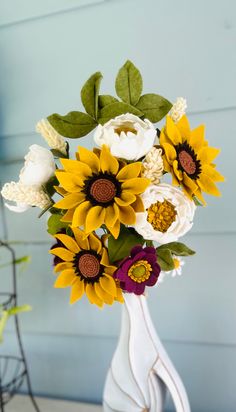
[19,144,56,187]
[169,97,187,123]
[142,147,164,184]
[94,113,157,161]
[134,183,196,244]
[1,182,51,212]
[36,119,67,156]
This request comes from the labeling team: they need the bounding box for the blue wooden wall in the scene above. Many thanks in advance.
[0,1,235,411]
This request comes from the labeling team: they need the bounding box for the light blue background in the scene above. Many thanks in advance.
[0,1,235,411]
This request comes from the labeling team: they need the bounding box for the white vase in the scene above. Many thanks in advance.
[103,293,191,412]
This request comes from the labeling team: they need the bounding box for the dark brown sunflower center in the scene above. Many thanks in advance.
[83,172,122,207]
[178,150,196,175]
[175,141,201,179]
[90,178,116,203]
[78,253,100,278]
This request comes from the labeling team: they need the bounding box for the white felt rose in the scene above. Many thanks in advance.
[134,183,196,244]
[19,144,55,187]
[94,113,157,160]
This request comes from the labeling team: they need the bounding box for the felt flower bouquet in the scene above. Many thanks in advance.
[1,61,224,308]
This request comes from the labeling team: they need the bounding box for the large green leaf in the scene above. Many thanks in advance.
[136,93,172,122]
[47,213,68,235]
[156,248,175,271]
[115,60,143,106]
[48,111,97,138]
[98,95,118,109]
[98,102,143,125]
[157,242,195,257]
[81,72,103,119]
[108,225,145,264]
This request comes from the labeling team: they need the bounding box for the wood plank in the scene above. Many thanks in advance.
[7,396,102,412]
[0,0,105,27]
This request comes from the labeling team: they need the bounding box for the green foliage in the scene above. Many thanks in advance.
[108,225,145,264]
[0,305,32,343]
[98,95,118,109]
[156,241,195,271]
[0,255,31,270]
[98,102,143,125]
[156,248,175,271]
[193,195,204,206]
[47,213,68,235]
[43,175,59,197]
[115,60,143,106]
[48,111,97,138]
[81,72,102,119]
[136,94,172,123]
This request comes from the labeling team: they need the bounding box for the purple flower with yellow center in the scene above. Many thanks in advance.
[114,246,160,295]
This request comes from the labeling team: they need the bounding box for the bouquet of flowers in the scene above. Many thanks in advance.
[1,61,224,308]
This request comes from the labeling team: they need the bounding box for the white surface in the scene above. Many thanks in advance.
[7,395,102,412]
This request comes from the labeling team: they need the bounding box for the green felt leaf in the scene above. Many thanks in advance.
[47,213,69,236]
[98,102,143,125]
[0,305,31,343]
[158,242,195,257]
[115,60,143,106]
[193,195,203,207]
[98,95,118,109]
[81,72,103,119]
[50,148,67,159]
[43,175,59,197]
[108,225,144,264]
[136,94,172,122]
[156,248,175,271]
[48,111,97,138]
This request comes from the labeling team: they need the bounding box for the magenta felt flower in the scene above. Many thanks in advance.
[114,246,160,295]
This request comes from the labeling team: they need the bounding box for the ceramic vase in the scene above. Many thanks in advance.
[103,293,191,412]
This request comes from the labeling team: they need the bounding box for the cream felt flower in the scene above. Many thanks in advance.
[19,144,55,187]
[134,183,196,244]
[36,119,67,156]
[142,147,164,184]
[1,182,51,212]
[94,113,157,161]
[169,97,187,123]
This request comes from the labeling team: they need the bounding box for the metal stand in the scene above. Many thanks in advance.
[0,193,40,411]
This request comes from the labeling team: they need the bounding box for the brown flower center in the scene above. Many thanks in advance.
[78,253,101,278]
[178,150,196,175]
[147,200,177,232]
[90,178,117,204]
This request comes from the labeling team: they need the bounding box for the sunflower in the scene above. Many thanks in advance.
[160,115,224,204]
[54,145,150,238]
[50,228,124,307]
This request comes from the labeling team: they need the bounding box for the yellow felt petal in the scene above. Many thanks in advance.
[70,279,85,304]
[105,204,119,228]
[88,232,102,253]
[166,116,182,145]
[60,158,92,178]
[172,159,183,181]
[77,146,100,173]
[86,283,103,307]
[198,173,221,197]
[116,162,142,181]
[61,208,75,222]
[54,262,73,273]
[100,248,110,267]
[54,193,85,209]
[201,165,225,182]
[100,274,117,297]
[194,188,207,206]
[176,115,191,139]
[50,247,74,261]
[115,191,136,206]
[55,186,68,196]
[72,201,91,227]
[115,286,124,303]
[162,142,177,164]
[54,269,75,288]
[72,227,90,250]
[118,205,136,225]
[100,145,119,174]
[131,195,145,212]
[182,173,198,194]
[85,206,106,233]
[55,171,83,192]
[95,283,114,305]
[189,125,205,151]
[109,220,120,239]
[198,147,220,164]
[54,234,80,254]
[122,178,150,194]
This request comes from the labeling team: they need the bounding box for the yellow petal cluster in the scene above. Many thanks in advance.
[50,228,124,308]
[160,115,224,204]
[54,145,150,238]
